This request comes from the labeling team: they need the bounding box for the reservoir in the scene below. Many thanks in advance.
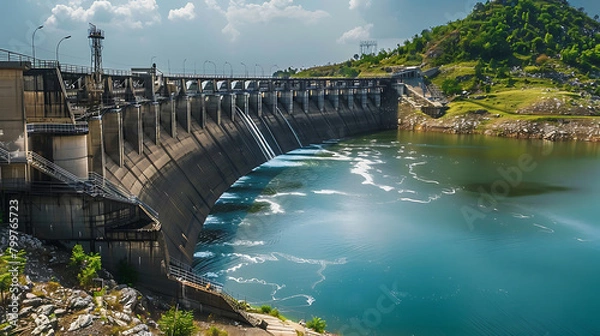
[194,130,600,335]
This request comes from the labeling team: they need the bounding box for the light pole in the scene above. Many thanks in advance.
[194,61,197,76]
[204,60,216,76]
[240,62,247,77]
[183,58,187,76]
[55,35,71,64]
[255,64,264,77]
[223,61,232,77]
[270,64,278,77]
[32,25,44,66]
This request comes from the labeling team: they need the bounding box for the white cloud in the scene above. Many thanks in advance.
[168,2,196,21]
[349,0,371,10]
[205,0,330,41]
[337,23,373,44]
[44,0,161,30]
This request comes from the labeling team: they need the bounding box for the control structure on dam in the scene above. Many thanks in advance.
[0,47,400,318]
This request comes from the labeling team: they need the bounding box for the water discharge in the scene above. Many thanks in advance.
[195,131,600,335]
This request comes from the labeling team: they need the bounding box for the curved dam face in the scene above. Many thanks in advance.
[104,80,399,280]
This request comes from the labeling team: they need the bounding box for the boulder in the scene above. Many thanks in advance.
[68,314,93,331]
[22,297,44,307]
[122,323,149,336]
[119,287,140,313]
[36,304,55,316]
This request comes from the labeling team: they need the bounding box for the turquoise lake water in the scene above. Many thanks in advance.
[194,130,600,335]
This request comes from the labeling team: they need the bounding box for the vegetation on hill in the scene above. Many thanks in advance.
[294,0,600,97]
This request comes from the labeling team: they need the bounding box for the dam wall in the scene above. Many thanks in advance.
[104,83,399,280]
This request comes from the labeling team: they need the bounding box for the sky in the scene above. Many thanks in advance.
[1,0,600,76]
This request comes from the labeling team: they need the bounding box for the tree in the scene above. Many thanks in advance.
[69,244,102,287]
[158,306,198,336]
[306,317,326,333]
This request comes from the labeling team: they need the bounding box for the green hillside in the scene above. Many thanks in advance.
[294,0,600,102]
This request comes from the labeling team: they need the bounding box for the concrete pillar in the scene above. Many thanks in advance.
[281,90,293,114]
[295,90,309,113]
[176,95,191,133]
[328,89,340,110]
[206,95,221,125]
[317,89,325,112]
[160,98,177,138]
[190,95,205,128]
[236,93,249,114]
[250,92,262,117]
[143,102,160,145]
[344,89,354,109]
[123,104,143,154]
[360,88,368,109]
[221,93,235,121]
[88,117,105,176]
[371,89,381,108]
[102,109,123,167]
[264,91,277,111]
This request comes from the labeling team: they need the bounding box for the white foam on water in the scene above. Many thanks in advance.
[351,159,395,192]
[203,272,219,278]
[399,194,441,204]
[261,159,305,168]
[271,192,307,197]
[255,198,285,214]
[194,251,215,258]
[408,161,440,185]
[223,240,266,247]
[441,187,457,195]
[225,263,247,273]
[218,192,241,200]
[227,277,285,296]
[313,189,350,196]
[275,294,316,306]
[533,223,554,233]
[512,213,533,219]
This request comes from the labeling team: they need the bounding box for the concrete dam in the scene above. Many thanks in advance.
[0,48,400,317]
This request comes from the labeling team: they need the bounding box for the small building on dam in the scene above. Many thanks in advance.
[0,49,400,318]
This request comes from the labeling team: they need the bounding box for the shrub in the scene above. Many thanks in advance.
[259,305,272,314]
[70,244,102,287]
[306,317,326,333]
[205,326,228,336]
[158,306,198,336]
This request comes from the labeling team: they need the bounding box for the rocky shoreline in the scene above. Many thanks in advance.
[0,229,330,336]
[398,104,600,142]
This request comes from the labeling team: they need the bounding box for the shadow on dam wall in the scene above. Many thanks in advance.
[102,83,398,292]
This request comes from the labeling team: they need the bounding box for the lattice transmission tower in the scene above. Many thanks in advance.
[360,40,378,56]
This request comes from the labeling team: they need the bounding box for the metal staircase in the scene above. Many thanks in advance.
[167,258,262,327]
[18,149,159,224]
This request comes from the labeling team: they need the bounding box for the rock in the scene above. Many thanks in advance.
[131,316,142,326]
[36,304,55,316]
[34,314,50,327]
[19,306,34,317]
[112,311,132,323]
[22,297,44,307]
[54,308,66,316]
[68,314,93,331]
[26,292,37,299]
[122,323,148,336]
[119,287,140,313]
[69,294,93,311]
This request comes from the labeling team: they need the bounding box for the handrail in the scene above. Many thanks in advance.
[24,151,159,222]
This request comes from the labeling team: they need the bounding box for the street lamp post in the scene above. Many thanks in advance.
[270,64,279,77]
[240,62,248,77]
[255,64,264,77]
[55,35,71,64]
[183,58,187,76]
[32,25,44,66]
[223,62,232,77]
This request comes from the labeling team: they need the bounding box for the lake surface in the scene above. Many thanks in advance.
[194,130,600,335]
